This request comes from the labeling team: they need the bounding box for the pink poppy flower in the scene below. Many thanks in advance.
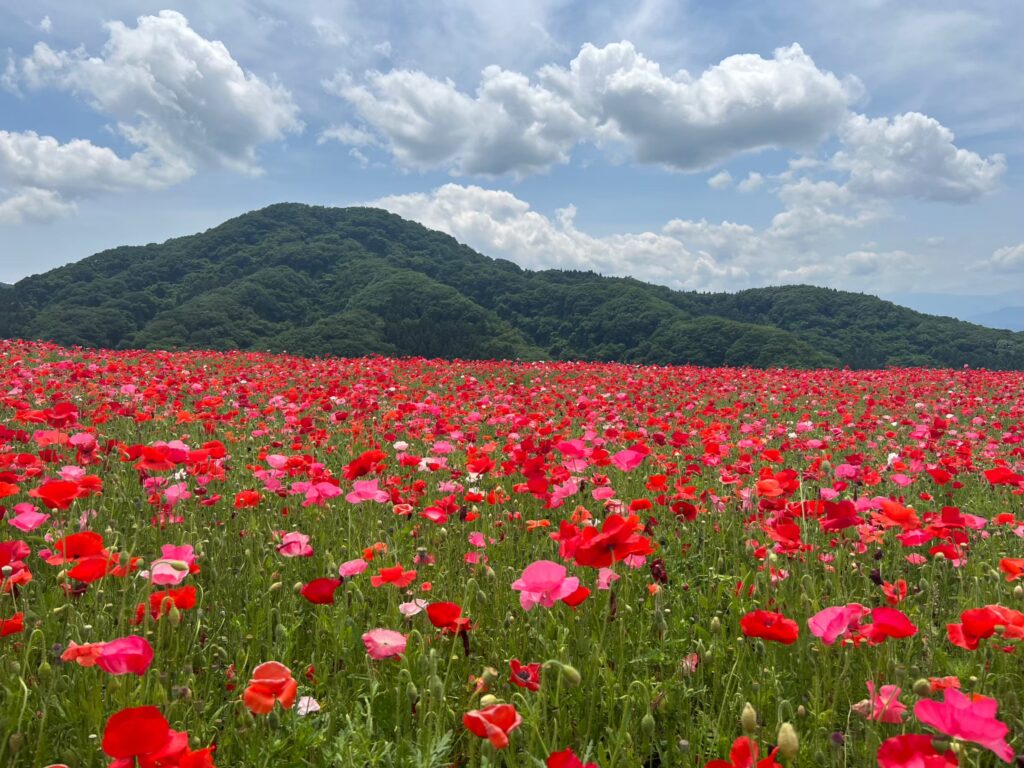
[610,449,645,473]
[853,682,906,723]
[399,599,428,617]
[277,531,313,558]
[596,568,619,590]
[362,628,407,660]
[807,604,868,645]
[8,504,50,532]
[345,479,390,505]
[96,636,154,676]
[511,560,580,611]
[339,558,368,578]
[914,688,1014,763]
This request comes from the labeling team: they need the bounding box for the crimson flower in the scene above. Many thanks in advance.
[300,578,342,605]
[740,610,800,644]
[509,659,541,691]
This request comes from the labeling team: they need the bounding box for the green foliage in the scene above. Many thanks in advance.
[4,203,1024,368]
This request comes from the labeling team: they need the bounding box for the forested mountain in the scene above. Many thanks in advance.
[3,203,1023,369]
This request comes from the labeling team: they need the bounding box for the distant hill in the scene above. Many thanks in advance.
[4,203,1024,369]
[969,306,1024,332]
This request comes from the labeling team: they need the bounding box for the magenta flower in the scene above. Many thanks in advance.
[511,560,580,611]
[362,628,407,660]
[96,636,154,676]
[914,688,1014,763]
[345,479,390,505]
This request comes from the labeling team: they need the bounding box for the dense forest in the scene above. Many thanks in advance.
[3,203,1024,369]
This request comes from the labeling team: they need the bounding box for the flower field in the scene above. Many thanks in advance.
[1,338,1023,767]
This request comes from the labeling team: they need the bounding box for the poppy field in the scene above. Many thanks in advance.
[2,338,1024,768]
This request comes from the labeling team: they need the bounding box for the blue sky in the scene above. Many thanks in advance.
[1,1,1021,318]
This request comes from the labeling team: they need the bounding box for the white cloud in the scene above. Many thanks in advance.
[0,187,75,224]
[330,41,858,176]
[833,112,1005,202]
[318,123,377,147]
[539,42,860,169]
[0,130,190,193]
[1,10,302,226]
[986,243,1024,272]
[38,16,52,33]
[17,10,302,175]
[331,65,589,176]
[371,183,919,293]
[372,183,745,287]
[707,170,733,190]
[738,172,764,192]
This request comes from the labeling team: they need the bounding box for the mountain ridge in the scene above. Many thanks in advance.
[3,202,1024,369]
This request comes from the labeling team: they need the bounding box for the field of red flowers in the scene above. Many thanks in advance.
[1,338,1023,767]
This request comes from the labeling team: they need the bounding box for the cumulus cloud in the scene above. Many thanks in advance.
[371,183,917,292]
[330,41,858,176]
[738,172,764,192]
[372,183,745,287]
[707,170,733,190]
[833,112,1005,202]
[330,66,589,176]
[0,187,75,224]
[985,243,1024,272]
[1,10,301,225]
[0,130,189,192]
[18,11,302,175]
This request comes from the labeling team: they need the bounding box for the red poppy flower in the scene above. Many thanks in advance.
[876,734,957,768]
[863,607,917,644]
[705,736,782,768]
[509,659,541,691]
[427,601,472,633]
[740,610,800,645]
[561,585,591,608]
[243,661,298,714]
[1,612,25,637]
[301,577,342,604]
[370,564,417,588]
[233,490,262,509]
[29,480,83,510]
[999,558,1024,581]
[101,706,170,760]
[547,747,599,768]
[463,704,522,749]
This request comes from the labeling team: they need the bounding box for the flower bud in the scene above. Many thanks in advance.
[912,678,932,697]
[777,722,798,759]
[480,694,499,707]
[741,702,758,734]
[560,664,582,687]
[641,712,656,738]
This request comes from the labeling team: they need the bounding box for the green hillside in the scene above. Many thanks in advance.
[3,203,1023,368]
